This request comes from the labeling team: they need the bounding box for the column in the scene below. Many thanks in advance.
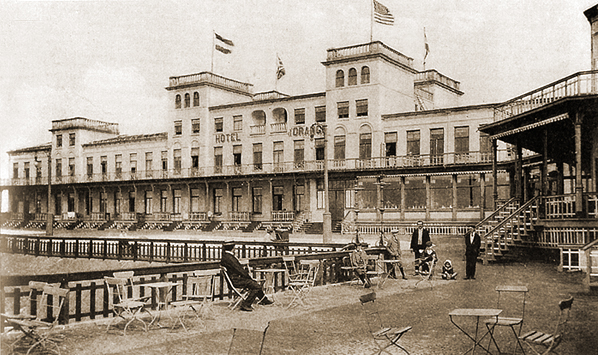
[542,127,548,196]
[575,114,584,216]
[480,173,486,219]
[452,174,458,221]
[515,141,523,203]
[492,139,498,209]
[400,176,405,221]
[425,175,431,220]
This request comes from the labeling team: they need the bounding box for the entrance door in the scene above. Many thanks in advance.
[330,190,345,227]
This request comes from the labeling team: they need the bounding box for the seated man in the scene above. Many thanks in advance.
[348,242,372,288]
[220,241,273,312]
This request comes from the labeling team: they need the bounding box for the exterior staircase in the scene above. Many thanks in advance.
[478,196,540,262]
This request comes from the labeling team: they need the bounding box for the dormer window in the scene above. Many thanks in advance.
[336,70,344,87]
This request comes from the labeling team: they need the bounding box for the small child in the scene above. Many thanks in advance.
[441,259,458,280]
[419,241,437,275]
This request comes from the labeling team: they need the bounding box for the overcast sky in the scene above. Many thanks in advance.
[1,0,596,179]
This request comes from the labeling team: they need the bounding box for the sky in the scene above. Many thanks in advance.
[1,0,597,180]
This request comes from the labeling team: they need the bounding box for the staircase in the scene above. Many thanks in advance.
[291,211,308,233]
[475,197,519,237]
[479,196,540,262]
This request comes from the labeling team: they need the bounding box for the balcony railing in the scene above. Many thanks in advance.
[230,211,251,221]
[270,122,287,133]
[1,150,510,187]
[51,117,119,135]
[272,210,294,221]
[250,125,266,135]
[168,72,253,94]
[494,70,598,121]
[326,41,414,69]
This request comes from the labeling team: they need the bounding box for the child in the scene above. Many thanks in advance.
[419,241,438,275]
[441,259,458,280]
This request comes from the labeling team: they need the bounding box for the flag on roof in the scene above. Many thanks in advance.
[424,27,430,63]
[276,54,285,80]
[373,0,394,26]
[215,32,234,54]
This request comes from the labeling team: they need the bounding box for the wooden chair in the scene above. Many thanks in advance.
[104,276,153,335]
[221,267,250,311]
[340,255,361,286]
[170,269,220,331]
[359,292,412,355]
[286,260,319,308]
[519,297,573,355]
[484,285,528,354]
[366,255,386,288]
[228,322,270,355]
[5,284,69,355]
[282,255,304,282]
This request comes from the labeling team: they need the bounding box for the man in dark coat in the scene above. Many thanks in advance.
[220,241,273,311]
[410,221,430,274]
[464,225,481,280]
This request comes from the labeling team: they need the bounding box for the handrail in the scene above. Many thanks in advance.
[484,196,540,239]
[475,197,518,232]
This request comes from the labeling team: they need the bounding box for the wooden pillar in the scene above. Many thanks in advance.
[515,142,523,203]
[575,113,584,216]
[425,175,430,220]
[523,166,529,201]
[542,127,548,196]
[492,139,498,209]
[400,176,405,221]
[480,173,486,219]
[452,174,458,221]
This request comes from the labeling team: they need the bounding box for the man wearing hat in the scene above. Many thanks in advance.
[464,225,481,280]
[221,241,274,311]
[385,229,407,280]
[410,221,431,274]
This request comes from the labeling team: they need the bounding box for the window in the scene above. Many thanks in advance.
[174,120,182,135]
[315,105,326,122]
[160,190,168,212]
[69,133,75,146]
[190,188,200,212]
[315,138,325,161]
[161,151,168,172]
[215,117,223,132]
[145,152,153,177]
[214,188,223,214]
[348,68,357,86]
[145,191,153,214]
[335,70,344,87]
[334,134,345,160]
[24,162,29,179]
[407,130,421,155]
[294,184,304,211]
[101,155,107,175]
[114,191,121,215]
[86,157,93,177]
[385,132,397,157]
[128,191,135,213]
[273,186,284,211]
[361,66,370,84]
[233,145,242,166]
[192,118,200,134]
[55,193,62,215]
[173,189,181,214]
[455,126,470,153]
[252,187,262,214]
[56,134,62,148]
[193,92,199,106]
[273,141,284,168]
[356,99,368,117]
[13,163,18,179]
[36,194,42,213]
[191,147,199,169]
[56,159,63,178]
[294,140,304,168]
[480,133,491,154]
[130,153,137,174]
[359,133,372,160]
[253,143,262,171]
[100,192,107,213]
[317,180,325,209]
[294,108,305,125]
[68,158,75,176]
[115,154,122,177]
[232,187,242,212]
[175,94,181,109]
[214,147,223,173]
[173,149,181,173]
[337,101,349,119]
[233,115,243,131]
[430,128,444,163]
[184,93,190,108]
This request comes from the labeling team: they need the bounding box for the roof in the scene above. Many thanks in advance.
[82,132,168,147]
[7,143,52,155]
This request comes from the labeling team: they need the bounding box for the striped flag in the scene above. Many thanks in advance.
[215,32,234,54]
[424,27,430,64]
[276,54,285,80]
[373,0,394,26]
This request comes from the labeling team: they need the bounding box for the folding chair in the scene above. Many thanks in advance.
[104,276,153,335]
[366,256,386,288]
[169,268,220,331]
[228,322,270,355]
[5,284,69,355]
[359,292,412,355]
[519,297,573,355]
[282,255,305,282]
[221,267,250,311]
[112,271,150,302]
[484,285,528,354]
[286,260,319,308]
[340,255,361,286]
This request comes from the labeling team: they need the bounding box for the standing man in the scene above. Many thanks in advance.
[220,241,273,311]
[410,221,430,274]
[385,229,407,279]
[464,225,481,280]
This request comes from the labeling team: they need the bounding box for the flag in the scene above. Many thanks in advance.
[373,0,394,26]
[423,27,430,63]
[215,32,234,54]
[276,54,285,80]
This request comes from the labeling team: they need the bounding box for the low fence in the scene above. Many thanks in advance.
[0,235,346,263]
[0,249,380,331]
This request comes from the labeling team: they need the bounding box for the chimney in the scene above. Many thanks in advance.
[584,4,598,70]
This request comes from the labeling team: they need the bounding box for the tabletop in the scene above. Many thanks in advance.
[449,309,502,317]
[495,285,528,293]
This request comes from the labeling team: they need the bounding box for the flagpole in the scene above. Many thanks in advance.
[211,30,215,73]
[370,0,374,42]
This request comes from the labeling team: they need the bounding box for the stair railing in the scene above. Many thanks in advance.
[475,197,518,237]
[482,196,540,263]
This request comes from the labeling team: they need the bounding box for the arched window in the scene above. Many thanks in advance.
[184,93,191,108]
[359,125,372,160]
[348,68,357,86]
[335,70,344,88]
[272,108,287,123]
[361,66,370,84]
[334,127,346,160]
[175,95,181,109]
[252,110,266,125]
[193,92,199,106]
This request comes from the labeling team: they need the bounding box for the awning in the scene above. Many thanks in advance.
[490,113,569,140]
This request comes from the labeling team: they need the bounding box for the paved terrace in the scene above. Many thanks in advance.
[1,233,597,354]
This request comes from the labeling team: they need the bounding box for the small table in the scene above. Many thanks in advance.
[144,281,181,328]
[378,260,403,288]
[254,268,286,301]
[449,308,502,355]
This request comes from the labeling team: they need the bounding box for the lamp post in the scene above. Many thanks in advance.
[375,175,387,247]
[354,181,365,238]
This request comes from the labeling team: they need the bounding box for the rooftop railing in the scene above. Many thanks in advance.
[494,70,598,122]
[415,70,461,92]
[51,118,119,135]
[326,41,414,68]
[168,72,253,94]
